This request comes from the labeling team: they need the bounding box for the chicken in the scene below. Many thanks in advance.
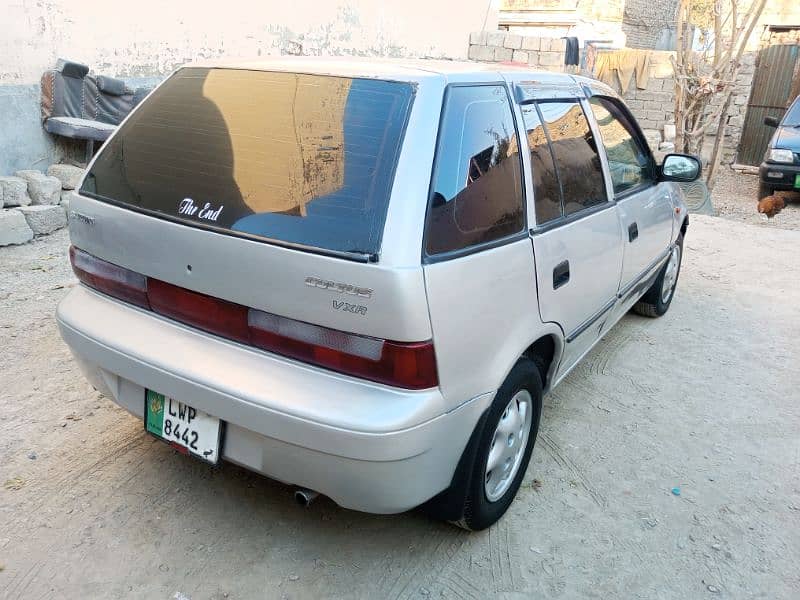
[757,194,785,219]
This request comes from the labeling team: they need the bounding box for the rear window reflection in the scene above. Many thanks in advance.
[81,68,414,256]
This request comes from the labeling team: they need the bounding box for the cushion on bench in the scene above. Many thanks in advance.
[41,60,90,122]
[83,75,134,125]
[44,117,117,142]
[96,75,130,96]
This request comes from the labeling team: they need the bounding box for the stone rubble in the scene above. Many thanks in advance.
[0,176,32,207]
[47,164,85,191]
[0,209,34,246]
[60,190,73,211]
[17,205,68,236]
[14,170,62,205]
[0,163,84,246]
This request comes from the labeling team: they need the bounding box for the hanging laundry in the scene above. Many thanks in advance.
[592,49,652,93]
[564,37,580,66]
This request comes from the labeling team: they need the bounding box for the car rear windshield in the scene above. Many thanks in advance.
[80,67,415,258]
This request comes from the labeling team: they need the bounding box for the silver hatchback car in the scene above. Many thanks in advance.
[58,58,699,530]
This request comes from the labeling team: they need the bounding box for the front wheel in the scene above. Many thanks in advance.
[632,233,683,318]
[453,358,543,531]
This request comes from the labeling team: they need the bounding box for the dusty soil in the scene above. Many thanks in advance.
[712,167,800,230]
[1,218,799,599]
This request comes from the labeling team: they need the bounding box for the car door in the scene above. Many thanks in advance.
[422,83,545,404]
[522,99,624,378]
[587,96,674,299]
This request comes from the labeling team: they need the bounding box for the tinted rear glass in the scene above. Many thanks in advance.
[81,68,415,257]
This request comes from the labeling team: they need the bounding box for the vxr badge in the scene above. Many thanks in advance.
[333,300,367,316]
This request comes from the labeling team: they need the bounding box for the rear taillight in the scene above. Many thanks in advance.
[69,245,149,309]
[147,278,251,344]
[248,310,438,389]
[69,246,438,389]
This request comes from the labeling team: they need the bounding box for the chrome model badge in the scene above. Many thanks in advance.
[304,277,373,299]
[69,211,95,226]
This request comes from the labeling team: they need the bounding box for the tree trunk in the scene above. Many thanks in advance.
[706,90,733,191]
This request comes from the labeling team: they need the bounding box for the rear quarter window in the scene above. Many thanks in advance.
[80,68,414,257]
[425,85,525,257]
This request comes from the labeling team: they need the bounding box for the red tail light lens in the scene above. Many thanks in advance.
[69,246,439,389]
[147,279,251,344]
[248,310,438,390]
[69,246,149,309]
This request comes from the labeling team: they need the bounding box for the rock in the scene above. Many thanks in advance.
[663,122,676,143]
[0,176,31,207]
[659,142,676,152]
[14,170,61,205]
[0,209,34,245]
[642,129,662,151]
[47,164,85,190]
[17,205,67,235]
[60,190,73,211]
[27,451,37,460]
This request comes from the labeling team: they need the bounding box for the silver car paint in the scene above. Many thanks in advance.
[57,59,684,514]
[615,184,675,290]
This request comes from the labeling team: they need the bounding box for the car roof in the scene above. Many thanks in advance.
[186,56,580,85]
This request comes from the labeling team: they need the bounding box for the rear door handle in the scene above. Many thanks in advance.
[553,260,570,290]
[628,222,639,242]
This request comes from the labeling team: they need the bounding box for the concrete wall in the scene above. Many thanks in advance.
[0,0,496,175]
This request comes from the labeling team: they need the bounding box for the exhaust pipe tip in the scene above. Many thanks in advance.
[294,488,319,508]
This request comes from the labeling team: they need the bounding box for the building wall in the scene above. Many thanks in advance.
[499,0,677,49]
[0,0,496,175]
[621,0,679,49]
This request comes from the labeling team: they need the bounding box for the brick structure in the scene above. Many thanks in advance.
[469,30,677,153]
[499,0,676,50]
[621,0,680,49]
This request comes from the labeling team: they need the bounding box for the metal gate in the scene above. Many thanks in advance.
[738,44,800,166]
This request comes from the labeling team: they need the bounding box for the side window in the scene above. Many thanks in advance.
[537,101,607,216]
[589,97,655,195]
[521,104,562,224]
[425,85,524,256]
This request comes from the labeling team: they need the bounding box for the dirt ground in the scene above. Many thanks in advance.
[712,167,800,230]
[2,201,799,598]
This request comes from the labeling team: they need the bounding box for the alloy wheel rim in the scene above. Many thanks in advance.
[484,390,533,502]
[661,245,681,304]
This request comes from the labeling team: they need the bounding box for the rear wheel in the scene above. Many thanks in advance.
[452,358,543,531]
[758,181,774,200]
[632,233,683,318]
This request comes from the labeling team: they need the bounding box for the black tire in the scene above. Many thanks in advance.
[451,358,543,531]
[758,181,774,200]
[633,233,683,318]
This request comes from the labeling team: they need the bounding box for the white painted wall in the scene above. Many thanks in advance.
[2,0,498,85]
[0,0,497,173]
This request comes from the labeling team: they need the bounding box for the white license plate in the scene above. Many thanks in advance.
[145,390,222,464]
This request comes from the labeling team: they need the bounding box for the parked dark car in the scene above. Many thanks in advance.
[759,94,800,199]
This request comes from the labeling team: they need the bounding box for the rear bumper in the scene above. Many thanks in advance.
[759,162,800,190]
[57,286,492,513]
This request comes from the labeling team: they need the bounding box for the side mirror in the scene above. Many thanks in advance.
[764,116,780,128]
[661,153,702,182]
